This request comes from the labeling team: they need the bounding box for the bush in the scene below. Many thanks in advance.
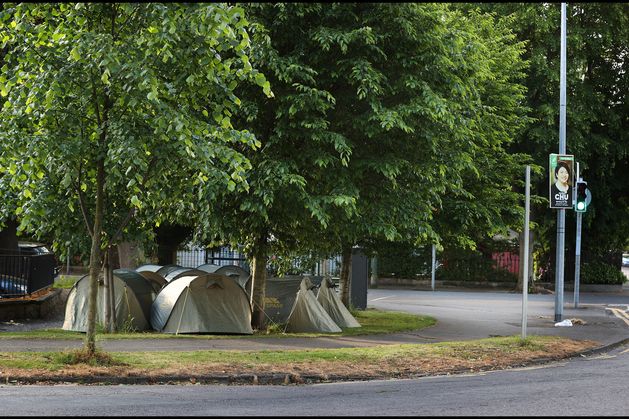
[581,262,628,285]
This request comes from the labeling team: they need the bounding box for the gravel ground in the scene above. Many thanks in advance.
[0,317,64,332]
[0,288,67,332]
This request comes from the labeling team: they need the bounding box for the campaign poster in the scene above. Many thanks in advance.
[549,154,574,209]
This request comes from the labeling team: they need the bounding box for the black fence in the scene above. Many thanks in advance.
[176,246,344,277]
[0,253,57,298]
[176,247,249,270]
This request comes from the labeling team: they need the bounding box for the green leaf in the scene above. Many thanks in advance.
[70,47,80,61]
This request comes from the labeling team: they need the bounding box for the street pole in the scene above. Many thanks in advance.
[574,210,582,308]
[431,244,436,292]
[574,162,582,309]
[522,165,531,340]
[554,2,567,322]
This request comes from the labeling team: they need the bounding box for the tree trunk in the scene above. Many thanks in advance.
[85,158,105,355]
[118,241,145,269]
[340,244,352,307]
[250,236,268,331]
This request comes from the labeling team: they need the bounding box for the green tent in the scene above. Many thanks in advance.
[150,273,253,334]
[62,270,155,332]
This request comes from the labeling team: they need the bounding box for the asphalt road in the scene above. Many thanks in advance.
[2,288,628,416]
[367,288,629,346]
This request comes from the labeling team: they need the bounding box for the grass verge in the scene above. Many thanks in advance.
[0,335,599,383]
[0,308,435,340]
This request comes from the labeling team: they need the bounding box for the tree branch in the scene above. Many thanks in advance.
[77,159,94,239]
[107,155,158,247]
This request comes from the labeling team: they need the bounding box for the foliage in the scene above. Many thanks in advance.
[52,275,80,289]
[468,3,629,273]
[437,246,519,283]
[0,2,271,350]
[206,3,532,315]
[0,3,270,257]
[580,261,627,285]
[376,243,432,279]
[429,7,534,250]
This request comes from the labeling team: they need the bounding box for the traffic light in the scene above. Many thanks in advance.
[575,180,588,212]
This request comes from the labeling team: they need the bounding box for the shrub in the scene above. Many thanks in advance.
[581,262,627,285]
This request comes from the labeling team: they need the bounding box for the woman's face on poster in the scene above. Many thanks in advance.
[557,166,569,185]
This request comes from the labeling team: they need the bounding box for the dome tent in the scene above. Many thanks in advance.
[196,263,221,273]
[135,264,163,273]
[285,277,341,333]
[156,264,182,278]
[62,270,156,332]
[136,270,168,293]
[316,277,361,328]
[164,267,206,282]
[213,265,250,289]
[151,273,253,334]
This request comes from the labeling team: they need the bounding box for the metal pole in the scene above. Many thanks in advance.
[522,165,531,339]
[431,244,436,291]
[574,211,582,308]
[554,2,567,322]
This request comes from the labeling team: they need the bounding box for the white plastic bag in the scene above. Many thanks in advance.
[554,319,573,327]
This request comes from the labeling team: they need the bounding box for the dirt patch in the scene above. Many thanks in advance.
[0,338,600,385]
[0,287,55,302]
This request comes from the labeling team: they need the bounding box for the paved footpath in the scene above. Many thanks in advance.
[1,289,627,353]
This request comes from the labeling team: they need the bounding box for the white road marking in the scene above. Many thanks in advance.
[369,296,396,302]
[606,308,629,326]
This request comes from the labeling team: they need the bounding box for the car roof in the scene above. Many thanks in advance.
[18,242,47,247]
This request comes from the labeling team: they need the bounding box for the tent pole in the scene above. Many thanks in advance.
[123,286,132,331]
[176,286,190,335]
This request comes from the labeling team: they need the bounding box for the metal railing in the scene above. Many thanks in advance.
[176,246,249,270]
[0,253,57,298]
[176,245,343,277]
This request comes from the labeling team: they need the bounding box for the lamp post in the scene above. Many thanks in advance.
[554,2,568,322]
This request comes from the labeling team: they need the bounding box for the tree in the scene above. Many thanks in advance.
[202,2,532,323]
[243,4,532,305]
[0,3,270,353]
[470,3,629,281]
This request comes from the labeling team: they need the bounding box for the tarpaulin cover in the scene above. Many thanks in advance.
[285,278,341,333]
[317,277,361,328]
[245,275,323,325]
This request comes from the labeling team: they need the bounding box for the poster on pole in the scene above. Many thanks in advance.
[549,154,574,209]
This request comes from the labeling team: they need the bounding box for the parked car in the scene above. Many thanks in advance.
[18,242,60,276]
[0,274,27,297]
[622,254,629,267]
[18,242,53,256]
